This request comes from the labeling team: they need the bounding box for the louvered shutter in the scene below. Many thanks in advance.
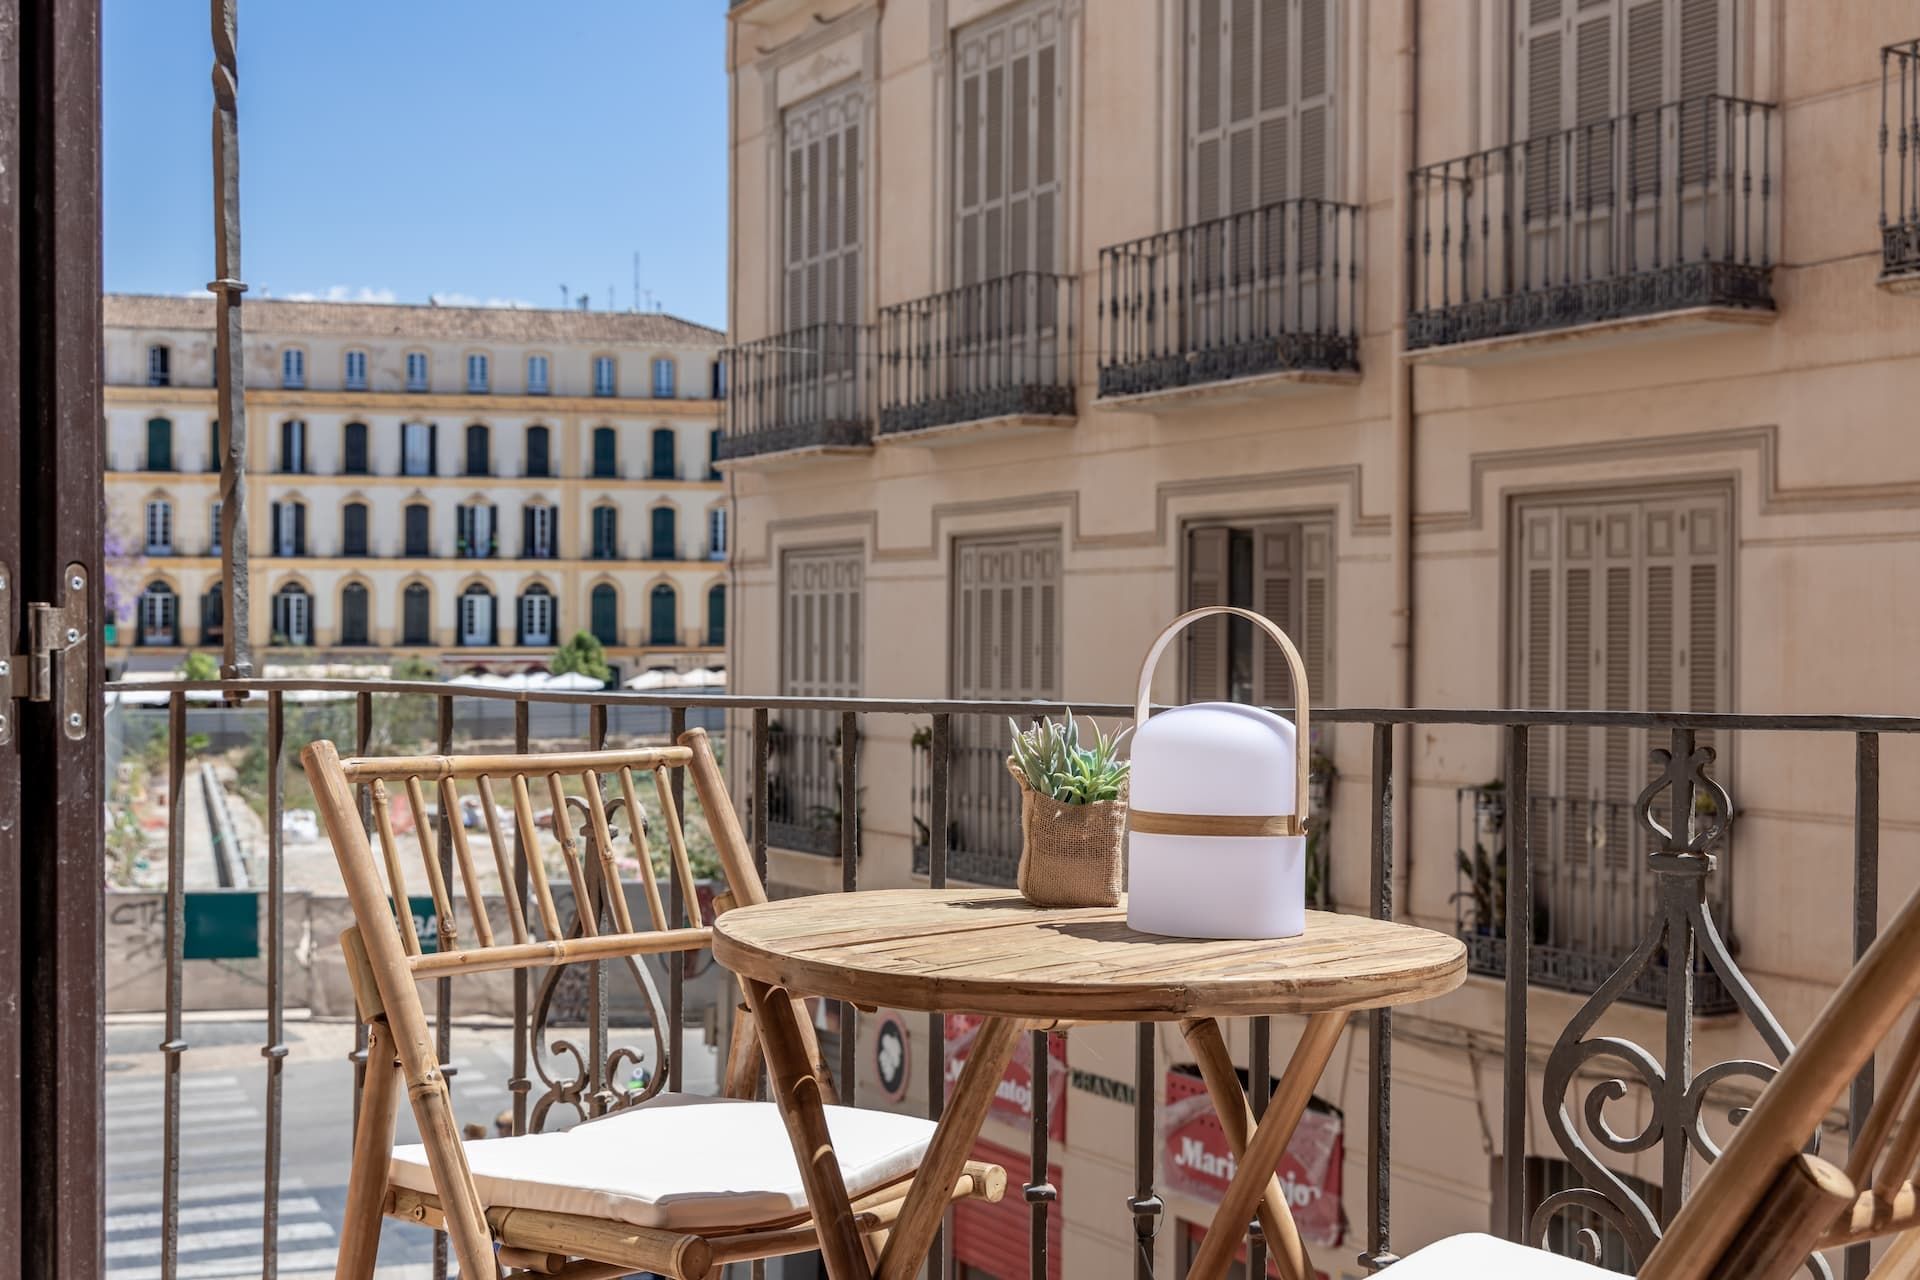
[1252,524,1299,709]
[955,6,1061,284]
[1676,0,1721,186]
[293,503,306,556]
[1625,0,1664,196]
[784,84,862,330]
[1519,0,1565,218]
[1515,505,1560,896]
[1185,526,1231,701]
[269,502,282,555]
[428,424,439,476]
[1300,522,1330,703]
[522,507,534,558]
[488,504,498,556]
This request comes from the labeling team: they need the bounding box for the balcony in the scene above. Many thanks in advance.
[1884,40,1920,289]
[718,323,873,464]
[877,273,1075,442]
[1407,95,1778,362]
[88,681,1909,1277]
[1097,198,1361,405]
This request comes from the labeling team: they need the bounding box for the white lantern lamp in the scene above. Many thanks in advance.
[1127,606,1312,940]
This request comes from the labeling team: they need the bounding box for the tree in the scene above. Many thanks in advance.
[550,631,611,685]
[180,651,219,681]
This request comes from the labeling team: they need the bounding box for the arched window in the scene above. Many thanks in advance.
[525,425,551,477]
[650,506,678,561]
[590,584,620,647]
[591,506,619,560]
[651,357,676,398]
[518,585,556,647]
[201,583,223,646]
[146,344,171,387]
[593,355,617,397]
[138,581,177,646]
[270,499,307,557]
[592,426,618,478]
[343,422,370,475]
[649,584,678,646]
[706,584,726,647]
[402,583,432,645]
[404,503,431,557]
[340,583,371,645]
[465,423,490,476]
[458,584,495,648]
[146,417,173,471]
[342,502,370,556]
[144,499,174,555]
[650,427,676,480]
[271,583,312,646]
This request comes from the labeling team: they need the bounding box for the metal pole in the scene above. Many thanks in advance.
[210,0,251,681]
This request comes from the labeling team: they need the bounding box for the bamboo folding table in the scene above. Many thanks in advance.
[713,887,1468,1280]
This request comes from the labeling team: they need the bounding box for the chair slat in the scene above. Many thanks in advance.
[510,774,565,940]
[367,779,423,956]
[474,775,530,944]
[545,772,599,937]
[617,766,669,932]
[405,775,459,953]
[582,772,637,935]
[439,777,494,947]
[1850,1013,1920,1186]
[652,764,701,930]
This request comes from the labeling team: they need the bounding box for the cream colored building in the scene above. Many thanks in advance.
[721,0,1920,1276]
[105,294,730,679]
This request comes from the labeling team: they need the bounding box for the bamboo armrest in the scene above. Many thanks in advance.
[407,927,712,978]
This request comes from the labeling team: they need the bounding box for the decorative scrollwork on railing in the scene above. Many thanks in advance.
[527,785,671,1132]
[1532,733,1830,1279]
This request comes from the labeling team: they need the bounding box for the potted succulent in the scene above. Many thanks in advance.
[1006,712,1131,908]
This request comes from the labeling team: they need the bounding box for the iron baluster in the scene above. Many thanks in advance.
[1359,721,1396,1271]
[1846,733,1881,1280]
[160,692,188,1280]
[262,692,287,1279]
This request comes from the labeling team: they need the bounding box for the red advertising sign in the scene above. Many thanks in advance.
[1162,1069,1345,1248]
[944,1014,1067,1141]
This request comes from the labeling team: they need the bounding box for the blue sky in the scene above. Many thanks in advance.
[104,1,730,328]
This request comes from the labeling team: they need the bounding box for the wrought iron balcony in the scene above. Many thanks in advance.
[1884,40,1920,286]
[718,323,873,462]
[910,719,1023,886]
[762,714,847,856]
[1453,784,1736,1014]
[1408,95,1778,354]
[1097,197,1360,400]
[877,272,1075,437]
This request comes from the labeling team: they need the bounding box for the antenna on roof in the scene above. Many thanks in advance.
[632,252,641,313]
[560,284,570,309]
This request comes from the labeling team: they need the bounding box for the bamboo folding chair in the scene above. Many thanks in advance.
[302,728,1003,1280]
[1383,870,1920,1279]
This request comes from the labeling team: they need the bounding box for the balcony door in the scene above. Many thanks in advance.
[1511,489,1730,975]
[775,546,864,854]
[1514,0,1732,285]
[1185,0,1337,342]
[1184,518,1330,711]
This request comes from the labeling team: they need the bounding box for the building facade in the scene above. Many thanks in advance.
[106,294,730,679]
[722,1,1920,1276]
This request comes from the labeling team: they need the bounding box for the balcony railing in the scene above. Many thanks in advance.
[1408,95,1778,351]
[1884,40,1920,282]
[99,680,1916,1278]
[878,272,1075,435]
[1098,197,1361,399]
[1453,784,1736,1014]
[763,715,847,856]
[719,323,873,461]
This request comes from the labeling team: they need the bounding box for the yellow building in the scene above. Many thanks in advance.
[719,1,1920,1276]
[105,294,730,680]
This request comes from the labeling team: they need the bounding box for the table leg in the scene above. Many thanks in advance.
[1186,1012,1348,1280]
[743,978,873,1280]
[875,1016,1024,1280]
[1180,1017,1310,1280]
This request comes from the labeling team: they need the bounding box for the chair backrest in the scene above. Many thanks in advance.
[1645,879,1920,1279]
[301,727,768,1032]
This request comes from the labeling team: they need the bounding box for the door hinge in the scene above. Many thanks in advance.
[0,562,89,745]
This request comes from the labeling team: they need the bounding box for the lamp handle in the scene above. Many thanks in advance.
[1133,606,1312,828]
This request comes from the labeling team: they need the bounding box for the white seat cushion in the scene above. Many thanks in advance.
[389,1092,938,1233]
[1390,1233,1620,1277]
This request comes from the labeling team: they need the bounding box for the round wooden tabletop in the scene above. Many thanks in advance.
[712,889,1467,1021]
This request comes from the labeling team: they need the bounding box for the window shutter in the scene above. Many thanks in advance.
[294,503,306,556]
[1301,523,1330,702]
[1520,0,1565,215]
[1190,0,1225,225]
[1676,0,1721,182]
[1185,526,1232,701]
[955,8,1060,283]
[428,424,439,476]
[784,84,862,329]
[1515,505,1560,879]
[270,502,282,554]
[1625,0,1665,195]
[1252,524,1298,708]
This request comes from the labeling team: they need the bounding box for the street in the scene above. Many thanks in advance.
[105,1014,718,1278]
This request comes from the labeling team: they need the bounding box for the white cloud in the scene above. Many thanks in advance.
[427,291,535,310]
[282,284,399,304]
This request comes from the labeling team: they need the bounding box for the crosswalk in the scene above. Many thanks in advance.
[105,1071,345,1280]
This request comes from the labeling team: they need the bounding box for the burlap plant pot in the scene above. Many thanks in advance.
[1008,757,1128,908]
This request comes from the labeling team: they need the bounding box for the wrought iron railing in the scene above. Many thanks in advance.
[718,323,873,461]
[1407,95,1778,350]
[878,272,1075,434]
[764,714,847,856]
[1883,41,1920,280]
[1097,197,1361,398]
[1453,785,1736,1014]
[100,679,1912,1280]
